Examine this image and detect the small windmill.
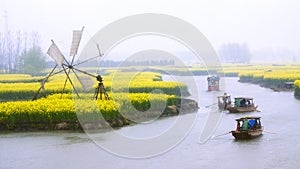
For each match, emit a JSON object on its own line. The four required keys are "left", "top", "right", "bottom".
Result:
{"left": 32, "top": 27, "right": 109, "bottom": 100}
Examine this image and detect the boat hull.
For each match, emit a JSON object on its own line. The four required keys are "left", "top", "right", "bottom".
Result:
{"left": 208, "top": 86, "right": 219, "bottom": 91}
{"left": 270, "top": 87, "right": 294, "bottom": 92}
{"left": 227, "top": 106, "right": 258, "bottom": 113}
{"left": 231, "top": 129, "right": 263, "bottom": 139}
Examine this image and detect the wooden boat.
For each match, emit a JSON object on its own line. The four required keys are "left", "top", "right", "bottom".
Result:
{"left": 231, "top": 117, "right": 263, "bottom": 139}
{"left": 226, "top": 97, "right": 258, "bottom": 113}
{"left": 270, "top": 82, "right": 294, "bottom": 92}
{"left": 207, "top": 76, "right": 220, "bottom": 91}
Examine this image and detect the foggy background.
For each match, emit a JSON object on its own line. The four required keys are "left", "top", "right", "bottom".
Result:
{"left": 0, "top": 0, "right": 300, "bottom": 63}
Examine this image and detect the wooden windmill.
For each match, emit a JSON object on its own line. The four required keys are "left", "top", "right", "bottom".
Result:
{"left": 32, "top": 27, "right": 109, "bottom": 100}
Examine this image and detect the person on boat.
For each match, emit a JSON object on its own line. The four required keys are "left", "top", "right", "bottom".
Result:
{"left": 223, "top": 93, "right": 229, "bottom": 109}
{"left": 235, "top": 98, "right": 241, "bottom": 107}
{"left": 253, "top": 119, "right": 261, "bottom": 129}
{"left": 240, "top": 99, "right": 245, "bottom": 107}
{"left": 241, "top": 119, "right": 249, "bottom": 131}
{"left": 236, "top": 121, "right": 241, "bottom": 131}
{"left": 246, "top": 100, "right": 251, "bottom": 107}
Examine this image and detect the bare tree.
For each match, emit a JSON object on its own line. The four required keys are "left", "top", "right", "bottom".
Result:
{"left": 30, "top": 32, "right": 40, "bottom": 49}
{"left": 6, "top": 31, "right": 14, "bottom": 73}
{"left": 0, "top": 31, "right": 40, "bottom": 73}
{"left": 218, "top": 43, "right": 252, "bottom": 63}
{"left": 0, "top": 33, "right": 6, "bottom": 73}
{"left": 13, "top": 31, "right": 22, "bottom": 73}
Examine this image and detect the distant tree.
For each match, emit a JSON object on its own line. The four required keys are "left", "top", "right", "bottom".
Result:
{"left": 0, "top": 31, "right": 41, "bottom": 73}
{"left": 20, "top": 47, "right": 46, "bottom": 75}
{"left": 292, "top": 56, "right": 298, "bottom": 62}
{"left": 0, "top": 33, "right": 6, "bottom": 73}
{"left": 219, "top": 43, "right": 251, "bottom": 63}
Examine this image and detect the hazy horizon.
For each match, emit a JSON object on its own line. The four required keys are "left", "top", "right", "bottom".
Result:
{"left": 1, "top": 0, "right": 300, "bottom": 63}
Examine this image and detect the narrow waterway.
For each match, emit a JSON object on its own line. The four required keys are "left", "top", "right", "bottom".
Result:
{"left": 1, "top": 76, "right": 299, "bottom": 169}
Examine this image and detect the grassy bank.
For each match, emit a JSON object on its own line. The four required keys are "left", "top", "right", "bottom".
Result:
{"left": 0, "top": 74, "right": 44, "bottom": 83}
{"left": 295, "top": 80, "right": 300, "bottom": 99}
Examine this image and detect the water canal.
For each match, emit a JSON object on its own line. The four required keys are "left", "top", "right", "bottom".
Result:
{"left": 1, "top": 76, "right": 299, "bottom": 169}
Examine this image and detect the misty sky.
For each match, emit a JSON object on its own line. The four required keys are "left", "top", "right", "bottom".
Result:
{"left": 1, "top": 0, "right": 300, "bottom": 62}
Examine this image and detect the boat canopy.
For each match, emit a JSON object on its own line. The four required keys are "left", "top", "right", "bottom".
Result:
{"left": 207, "top": 76, "right": 220, "bottom": 81}
{"left": 217, "top": 95, "right": 231, "bottom": 98}
{"left": 235, "top": 116, "right": 261, "bottom": 121}
{"left": 234, "top": 97, "right": 253, "bottom": 100}
{"left": 283, "top": 82, "right": 294, "bottom": 88}
{"left": 284, "top": 82, "right": 294, "bottom": 85}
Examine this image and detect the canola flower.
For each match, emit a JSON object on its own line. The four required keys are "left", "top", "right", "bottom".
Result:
{"left": 0, "top": 72, "right": 188, "bottom": 101}
{"left": 231, "top": 64, "right": 300, "bottom": 86}
{"left": 0, "top": 93, "right": 177, "bottom": 129}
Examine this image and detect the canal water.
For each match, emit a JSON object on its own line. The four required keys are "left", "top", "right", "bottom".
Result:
{"left": 1, "top": 76, "right": 300, "bottom": 169}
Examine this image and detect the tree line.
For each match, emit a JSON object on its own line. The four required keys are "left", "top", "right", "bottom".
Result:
{"left": 218, "top": 43, "right": 251, "bottom": 63}
{"left": 0, "top": 31, "right": 46, "bottom": 75}
{"left": 74, "top": 59, "right": 175, "bottom": 68}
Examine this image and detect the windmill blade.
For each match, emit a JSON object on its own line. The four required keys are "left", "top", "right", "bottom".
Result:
{"left": 70, "top": 51, "right": 76, "bottom": 65}
{"left": 70, "top": 27, "right": 84, "bottom": 56}
{"left": 70, "top": 68, "right": 94, "bottom": 93}
{"left": 47, "top": 40, "right": 66, "bottom": 66}
{"left": 76, "top": 74, "right": 95, "bottom": 92}
{"left": 70, "top": 66, "right": 98, "bottom": 91}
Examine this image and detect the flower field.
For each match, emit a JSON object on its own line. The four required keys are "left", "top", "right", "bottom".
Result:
{"left": 239, "top": 70, "right": 300, "bottom": 86}
{"left": 221, "top": 64, "right": 300, "bottom": 98}
{"left": 152, "top": 63, "right": 300, "bottom": 98}
{"left": 0, "top": 72, "right": 188, "bottom": 101}
{"left": 0, "top": 93, "right": 178, "bottom": 130}
{"left": 220, "top": 64, "right": 300, "bottom": 88}
{"left": 0, "top": 71, "right": 193, "bottom": 130}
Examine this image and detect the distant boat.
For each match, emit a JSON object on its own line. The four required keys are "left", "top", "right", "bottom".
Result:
{"left": 270, "top": 82, "right": 294, "bottom": 92}
{"left": 207, "top": 76, "right": 220, "bottom": 91}
{"left": 226, "top": 97, "right": 258, "bottom": 113}
{"left": 231, "top": 116, "right": 263, "bottom": 140}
